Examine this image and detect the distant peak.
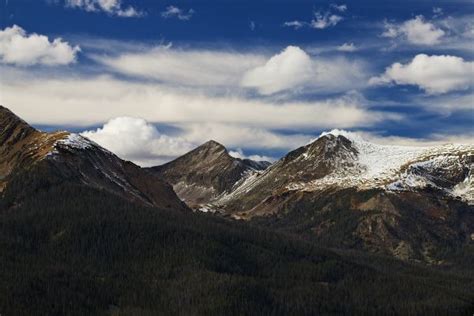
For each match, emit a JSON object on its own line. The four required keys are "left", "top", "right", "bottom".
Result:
{"left": 201, "top": 140, "right": 226, "bottom": 150}
{"left": 318, "top": 129, "right": 366, "bottom": 143}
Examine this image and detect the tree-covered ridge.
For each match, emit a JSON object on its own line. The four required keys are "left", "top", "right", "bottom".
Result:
{"left": 1, "top": 180, "right": 473, "bottom": 315}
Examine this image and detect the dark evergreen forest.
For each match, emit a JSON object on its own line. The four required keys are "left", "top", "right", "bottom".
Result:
{"left": 1, "top": 173, "right": 473, "bottom": 315}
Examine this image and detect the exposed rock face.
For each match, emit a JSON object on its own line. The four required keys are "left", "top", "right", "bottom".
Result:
{"left": 148, "top": 140, "right": 270, "bottom": 208}
{"left": 0, "top": 106, "right": 188, "bottom": 211}
{"left": 165, "top": 130, "right": 474, "bottom": 262}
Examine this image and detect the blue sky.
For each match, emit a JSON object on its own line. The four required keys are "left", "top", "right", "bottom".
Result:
{"left": 0, "top": 0, "right": 473, "bottom": 166}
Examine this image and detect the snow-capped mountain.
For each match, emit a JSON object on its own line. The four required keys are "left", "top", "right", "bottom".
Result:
{"left": 148, "top": 140, "right": 270, "bottom": 208}
{"left": 203, "top": 130, "right": 473, "bottom": 263}
{"left": 218, "top": 130, "right": 473, "bottom": 209}
{"left": 0, "top": 106, "right": 187, "bottom": 211}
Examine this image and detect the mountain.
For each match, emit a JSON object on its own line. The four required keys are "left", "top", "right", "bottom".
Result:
{"left": 1, "top": 107, "right": 474, "bottom": 314}
{"left": 148, "top": 140, "right": 270, "bottom": 208}
{"left": 194, "top": 130, "right": 473, "bottom": 263}
{"left": 0, "top": 106, "right": 187, "bottom": 211}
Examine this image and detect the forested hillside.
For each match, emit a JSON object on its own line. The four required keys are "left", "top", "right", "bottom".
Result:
{"left": 1, "top": 177, "right": 473, "bottom": 315}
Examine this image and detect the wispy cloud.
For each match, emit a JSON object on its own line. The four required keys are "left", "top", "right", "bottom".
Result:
{"left": 161, "top": 5, "right": 194, "bottom": 21}
{"left": 381, "top": 16, "right": 445, "bottom": 45}
{"left": 311, "top": 11, "right": 343, "bottom": 29}
{"left": 284, "top": 5, "right": 345, "bottom": 30}
{"left": 331, "top": 4, "right": 347, "bottom": 12}
{"left": 249, "top": 21, "right": 256, "bottom": 31}
{"left": 64, "top": 0, "right": 144, "bottom": 17}
{"left": 337, "top": 42, "right": 358, "bottom": 52}
{"left": 283, "top": 21, "right": 306, "bottom": 30}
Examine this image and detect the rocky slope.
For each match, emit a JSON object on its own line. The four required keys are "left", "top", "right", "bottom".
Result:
{"left": 194, "top": 130, "right": 474, "bottom": 262}
{"left": 148, "top": 140, "right": 270, "bottom": 208}
{"left": 217, "top": 130, "right": 473, "bottom": 212}
{"left": 0, "top": 106, "right": 187, "bottom": 211}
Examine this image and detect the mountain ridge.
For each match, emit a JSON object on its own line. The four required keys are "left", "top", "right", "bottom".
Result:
{"left": 158, "top": 128, "right": 473, "bottom": 262}
{"left": 0, "top": 106, "right": 188, "bottom": 211}
{"left": 148, "top": 139, "right": 270, "bottom": 208}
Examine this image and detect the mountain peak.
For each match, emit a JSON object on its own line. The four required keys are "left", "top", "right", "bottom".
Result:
{"left": 200, "top": 139, "right": 227, "bottom": 151}
{"left": 318, "top": 129, "right": 367, "bottom": 144}
{"left": 0, "top": 106, "right": 37, "bottom": 143}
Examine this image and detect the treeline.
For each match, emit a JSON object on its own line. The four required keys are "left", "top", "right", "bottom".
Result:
{"left": 0, "top": 177, "right": 473, "bottom": 315}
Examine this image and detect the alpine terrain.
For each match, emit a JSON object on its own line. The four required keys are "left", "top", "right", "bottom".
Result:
{"left": 148, "top": 140, "right": 270, "bottom": 208}
{"left": 1, "top": 106, "right": 474, "bottom": 315}
{"left": 0, "top": 106, "right": 187, "bottom": 211}
{"left": 159, "top": 130, "right": 474, "bottom": 263}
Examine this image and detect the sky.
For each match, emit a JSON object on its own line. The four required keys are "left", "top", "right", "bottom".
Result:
{"left": 0, "top": 0, "right": 473, "bottom": 166}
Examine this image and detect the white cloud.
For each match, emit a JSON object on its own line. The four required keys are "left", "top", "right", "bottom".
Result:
{"left": 241, "top": 46, "right": 368, "bottom": 95}
{"left": 418, "top": 92, "right": 474, "bottom": 112}
{"left": 356, "top": 131, "right": 474, "bottom": 147}
{"left": 283, "top": 21, "right": 306, "bottom": 30}
{"left": 161, "top": 5, "right": 194, "bottom": 21}
{"left": 283, "top": 5, "right": 345, "bottom": 30}
{"left": 93, "top": 45, "right": 266, "bottom": 87}
{"left": 370, "top": 54, "right": 473, "bottom": 95}
{"left": 0, "top": 25, "right": 80, "bottom": 66}
{"left": 180, "top": 122, "right": 312, "bottom": 151}
{"left": 82, "top": 117, "right": 195, "bottom": 167}
{"left": 382, "top": 16, "right": 445, "bottom": 45}
{"left": 0, "top": 69, "right": 392, "bottom": 129}
{"left": 65, "top": 0, "right": 143, "bottom": 17}
{"left": 337, "top": 42, "right": 357, "bottom": 52}
{"left": 311, "top": 11, "right": 343, "bottom": 29}
{"left": 241, "top": 46, "right": 313, "bottom": 95}
{"left": 331, "top": 4, "right": 347, "bottom": 12}
{"left": 228, "top": 148, "right": 275, "bottom": 162}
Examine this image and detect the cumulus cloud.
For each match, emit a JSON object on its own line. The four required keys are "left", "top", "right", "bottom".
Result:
{"left": 82, "top": 117, "right": 195, "bottom": 166}
{"left": 93, "top": 45, "right": 265, "bottom": 87}
{"left": 161, "top": 5, "right": 194, "bottom": 20}
{"left": 65, "top": 0, "right": 143, "bottom": 17}
{"left": 80, "top": 117, "right": 297, "bottom": 166}
{"left": 337, "top": 42, "right": 357, "bottom": 52}
{"left": 311, "top": 11, "right": 343, "bottom": 29}
{"left": 241, "top": 46, "right": 368, "bottom": 95}
{"left": 0, "top": 25, "right": 80, "bottom": 66}
{"left": 370, "top": 54, "right": 473, "bottom": 94}
{"left": 382, "top": 16, "right": 445, "bottom": 45}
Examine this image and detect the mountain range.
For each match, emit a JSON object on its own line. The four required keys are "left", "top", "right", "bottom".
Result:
{"left": 149, "top": 127, "right": 474, "bottom": 263}
{"left": 1, "top": 105, "right": 473, "bottom": 314}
